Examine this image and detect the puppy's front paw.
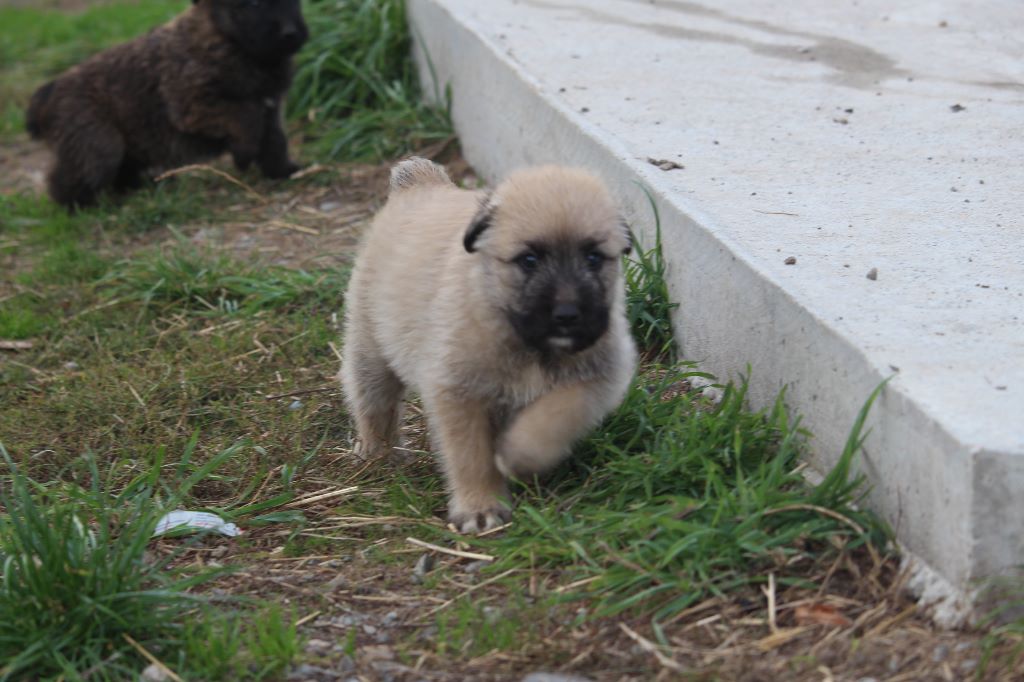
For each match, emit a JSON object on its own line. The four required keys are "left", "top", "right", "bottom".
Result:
{"left": 262, "top": 160, "right": 302, "bottom": 179}
{"left": 448, "top": 504, "right": 511, "bottom": 535}
{"left": 495, "top": 431, "right": 567, "bottom": 480}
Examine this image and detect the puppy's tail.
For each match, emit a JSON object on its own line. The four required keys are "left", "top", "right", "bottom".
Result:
{"left": 389, "top": 157, "right": 453, "bottom": 195}
{"left": 26, "top": 80, "right": 56, "bottom": 139}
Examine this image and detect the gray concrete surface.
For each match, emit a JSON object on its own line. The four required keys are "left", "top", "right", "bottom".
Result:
{"left": 408, "top": 0, "right": 1024, "bottom": 621}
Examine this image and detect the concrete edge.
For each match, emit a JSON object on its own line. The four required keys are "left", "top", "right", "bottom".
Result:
{"left": 407, "top": 0, "right": 1021, "bottom": 619}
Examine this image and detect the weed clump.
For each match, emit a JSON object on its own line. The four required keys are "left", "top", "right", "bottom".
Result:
{"left": 289, "top": 0, "right": 453, "bottom": 160}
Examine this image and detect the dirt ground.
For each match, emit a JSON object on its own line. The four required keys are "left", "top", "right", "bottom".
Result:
{"left": 5, "top": 129, "right": 1022, "bottom": 682}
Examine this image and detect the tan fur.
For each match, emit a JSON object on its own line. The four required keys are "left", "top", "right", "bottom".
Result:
{"left": 340, "top": 158, "right": 637, "bottom": 533}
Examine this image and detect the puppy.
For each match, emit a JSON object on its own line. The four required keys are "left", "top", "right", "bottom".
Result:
{"left": 340, "top": 158, "right": 638, "bottom": 533}
{"left": 26, "top": 0, "right": 307, "bottom": 209}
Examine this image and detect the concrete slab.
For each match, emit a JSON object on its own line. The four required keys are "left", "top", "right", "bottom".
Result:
{"left": 408, "top": 0, "right": 1024, "bottom": 620}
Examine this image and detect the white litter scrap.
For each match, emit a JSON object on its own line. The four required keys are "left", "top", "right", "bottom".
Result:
{"left": 153, "top": 510, "right": 241, "bottom": 537}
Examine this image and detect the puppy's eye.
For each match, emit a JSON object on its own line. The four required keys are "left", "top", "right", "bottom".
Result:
{"left": 515, "top": 252, "right": 540, "bottom": 272}
{"left": 585, "top": 251, "right": 605, "bottom": 269}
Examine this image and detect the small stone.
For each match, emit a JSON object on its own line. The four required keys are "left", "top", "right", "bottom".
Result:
{"left": 287, "top": 663, "right": 343, "bottom": 680}
{"left": 210, "top": 545, "right": 228, "bottom": 558}
{"left": 141, "top": 663, "right": 171, "bottom": 682}
{"left": 382, "top": 610, "right": 399, "bottom": 626}
{"left": 784, "top": 256, "right": 797, "bottom": 265}
{"left": 463, "top": 560, "right": 489, "bottom": 573}
{"left": 63, "top": 361, "right": 80, "bottom": 371}
{"left": 360, "top": 644, "right": 394, "bottom": 661}
{"left": 319, "top": 201, "right": 343, "bottom": 212}
{"left": 932, "top": 644, "right": 949, "bottom": 662}
{"left": 412, "top": 553, "right": 435, "bottom": 583}
{"left": 362, "top": 623, "right": 377, "bottom": 635}
{"left": 522, "top": 674, "right": 595, "bottom": 682}
{"left": 326, "top": 573, "right": 348, "bottom": 591}
{"left": 647, "top": 157, "right": 684, "bottom": 171}
{"left": 950, "top": 103, "right": 965, "bottom": 112}
{"left": 288, "top": 399, "right": 303, "bottom": 411}
{"left": 304, "top": 638, "right": 332, "bottom": 654}
{"left": 959, "top": 659, "right": 978, "bottom": 672}
{"left": 866, "top": 267, "right": 878, "bottom": 281}
{"left": 482, "top": 605, "right": 503, "bottom": 625}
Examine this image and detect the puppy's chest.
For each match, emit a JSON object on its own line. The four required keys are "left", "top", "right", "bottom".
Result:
{"left": 492, "top": 362, "right": 551, "bottom": 410}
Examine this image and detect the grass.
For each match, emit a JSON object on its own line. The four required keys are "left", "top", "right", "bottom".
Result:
{"left": 0, "top": 445, "right": 210, "bottom": 679}
{"left": 0, "top": 175, "right": 900, "bottom": 675}
{"left": 625, "top": 189, "right": 678, "bottom": 360}
{"left": 289, "top": 0, "right": 453, "bottom": 160}
{"left": 0, "top": 447, "right": 306, "bottom": 680}
{"left": 978, "top": 584, "right": 1024, "bottom": 678}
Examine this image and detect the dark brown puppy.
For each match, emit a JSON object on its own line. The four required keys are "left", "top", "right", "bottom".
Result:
{"left": 26, "top": 0, "right": 307, "bottom": 209}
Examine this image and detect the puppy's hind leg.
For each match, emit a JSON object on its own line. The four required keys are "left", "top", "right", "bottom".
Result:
{"left": 340, "top": 334, "right": 405, "bottom": 462}
{"left": 47, "top": 119, "right": 125, "bottom": 209}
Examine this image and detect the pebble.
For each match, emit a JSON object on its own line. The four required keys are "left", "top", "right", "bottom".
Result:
{"left": 463, "top": 560, "right": 489, "bottom": 573}
{"left": 326, "top": 573, "right": 348, "bottom": 591}
{"left": 304, "top": 638, "right": 332, "bottom": 654}
{"left": 932, "top": 644, "right": 949, "bottom": 662}
{"left": 412, "top": 553, "right": 435, "bottom": 583}
{"left": 866, "top": 267, "right": 878, "bottom": 281}
{"left": 784, "top": 256, "right": 797, "bottom": 265}
{"left": 63, "top": 361, "right": 80, "bottom": 371}
{"left": 360, "top": 644, "right": 394, "bottom": 661}
{"left": 319, "top": 201, "right": 343, "bottom": 212}
{"left": 287, "top": 663, "right": 344, "bottom": 680}
{"left": 382, "top": 610, "right": 399, "bottom": 626}
{"left": 140, "top": 663, "right": 171, "bottom": 681}
{"left": 521, "top": 674, "right": 595, "bottom": 682}
{"left": 288, "top": 399, "right": 303, "bottom": 411}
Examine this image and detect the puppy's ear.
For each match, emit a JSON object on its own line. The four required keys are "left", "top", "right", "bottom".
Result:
{"left": 620, "top": 219, "right": 633, "bottom": 256}
{"left": 463, "top": 194, "right": 497, "bottom": 253}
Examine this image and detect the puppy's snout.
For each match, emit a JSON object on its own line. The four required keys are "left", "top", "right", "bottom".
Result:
{"left": 552, "top": 302, "right": 581, "bottom": 325}
{"left": 279, "top": 21, "right": 300, "bottom": 38}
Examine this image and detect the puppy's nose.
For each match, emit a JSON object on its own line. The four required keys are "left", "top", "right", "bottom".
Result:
{"left": 552, "top": 303, "right": 581, "bottom": 325}
{"left": 280, "top": 22, "right": 300, "bottom": 39}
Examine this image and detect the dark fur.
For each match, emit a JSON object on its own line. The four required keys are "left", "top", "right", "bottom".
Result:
{"left": 506, "top": 237, "right": 615, "bottom": 355}
{"left": 465, "top": 203, "right": 629, "bottom": 356}
{"left": 26, "top": 0, "right": 308, "bottom": 209}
